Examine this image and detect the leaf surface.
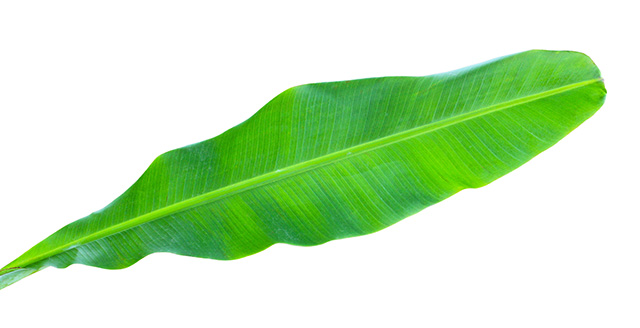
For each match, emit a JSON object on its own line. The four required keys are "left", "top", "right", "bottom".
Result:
{"left": 0, "top": 50, "right": 606, "bottom": 290}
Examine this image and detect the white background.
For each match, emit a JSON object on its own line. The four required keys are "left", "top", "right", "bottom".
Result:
{"left": 0, "top": 1, "right": 638, "bottom": 327}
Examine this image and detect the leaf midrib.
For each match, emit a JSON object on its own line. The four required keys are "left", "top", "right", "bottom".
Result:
{"left": 11, "top": 78, "right": 601, "bottom": 269}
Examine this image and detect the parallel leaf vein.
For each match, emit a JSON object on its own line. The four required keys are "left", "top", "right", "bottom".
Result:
{"left": 14, "top": 78, "right": 601, "bottom": 268}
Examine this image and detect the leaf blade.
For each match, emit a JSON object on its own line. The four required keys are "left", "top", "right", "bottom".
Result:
{"left": 1, "top": 50, "right": 606, "bottom": 290}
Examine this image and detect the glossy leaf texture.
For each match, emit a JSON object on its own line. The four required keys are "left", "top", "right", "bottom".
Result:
{"left": 0, "top": 50, "right": 606, "bottom": 290}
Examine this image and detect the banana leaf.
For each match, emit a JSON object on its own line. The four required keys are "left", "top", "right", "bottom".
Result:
{"left": 0, "top": 50, "right": 606, "bottom": 290}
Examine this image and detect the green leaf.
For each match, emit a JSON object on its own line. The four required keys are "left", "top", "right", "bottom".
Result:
{"left": 0, "top": 50, "right": 606, "bottom": 290}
